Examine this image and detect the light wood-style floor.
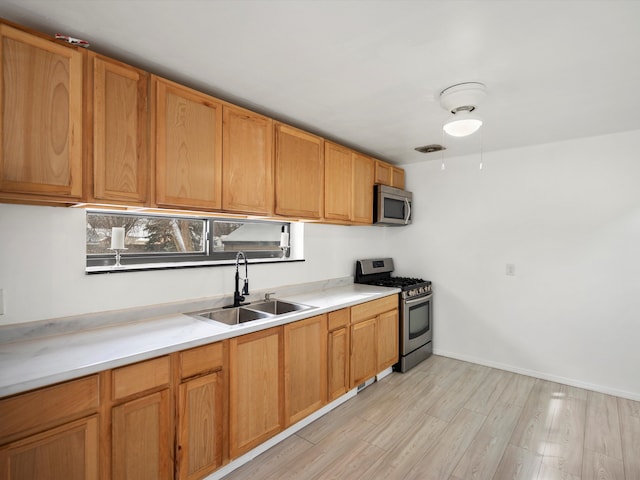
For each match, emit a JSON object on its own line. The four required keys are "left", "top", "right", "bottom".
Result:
{"left": 222, "top": 355, "right": 640, "bottom": 480}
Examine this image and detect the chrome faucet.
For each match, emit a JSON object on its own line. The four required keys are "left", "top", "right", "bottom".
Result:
{"left": 233, "top": 251, "right": 249, "bottom": 307}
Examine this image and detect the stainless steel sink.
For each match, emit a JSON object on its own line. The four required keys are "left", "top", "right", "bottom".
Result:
{"left": 193, "top": 307, "right": 272, "bottom": 326}
{"left": 245, "top": 299, "right": 313, "bottom": 315}
{"left": 189, "top": 299, "right": 315, "bottom": 326}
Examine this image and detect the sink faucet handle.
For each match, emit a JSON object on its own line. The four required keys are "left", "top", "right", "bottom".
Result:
{"left": 264, "top": 292, "right": 276, "bottom": 301}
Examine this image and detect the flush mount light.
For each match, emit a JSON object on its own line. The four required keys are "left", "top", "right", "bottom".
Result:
{"left": 440, "top": 82, "right": 486, "bottom": 137}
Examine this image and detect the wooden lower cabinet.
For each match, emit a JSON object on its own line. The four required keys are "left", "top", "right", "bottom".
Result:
{"left": 229, "top": 327, "right": 284, "bottom": 459}
{"left": 0, "top": 298, "right": 398, "bottom": 480}
{"left": 327, "top": 309, "right": 350, "bottom": 401}
{"left": 111, "top": 356, "right": 172, "bottom": 480}
{"left": 177, "top": 372, "right": 224, "bottom": 480}
{"left": 0, "top": 415, "right": 99, "bottom": 480}
{"left": 349, "top": 317, "right": 378, "bottom": 388}
{"left": 377, "top": 309, "right": 399, "bottom": 371}
{"left": 284, "top": 314, "right": 327, "bottom": 426}
{"left": 349, "top": 295, "right": 399, "bottom": 388}
{"left": 112, "top": 389, "right": 172, "bottom": 480}
{"left": 176, "top": 341, "right": 226, "bottom": 480}
{"left": 0, "top": 374, "right": 100, "bottom": 480}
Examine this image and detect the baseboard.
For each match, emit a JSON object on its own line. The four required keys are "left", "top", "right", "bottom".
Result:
{"left": 434, "top": 348, "right": 640, "bottom": 402}
{"left": 205, "top": 388, "right": 358, "bottom": 480}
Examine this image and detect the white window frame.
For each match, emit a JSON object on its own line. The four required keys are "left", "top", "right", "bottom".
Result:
{"left": 86, "top": 210, "right": 301, "bottom": 273}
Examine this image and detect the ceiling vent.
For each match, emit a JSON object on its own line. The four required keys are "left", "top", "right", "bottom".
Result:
{"left": 414, "top": 144, "right": 446, "bottom": 154}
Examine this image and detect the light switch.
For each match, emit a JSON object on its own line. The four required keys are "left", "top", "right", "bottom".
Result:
{"left": 506, "top": 264, "right": 516, "bottom": 276}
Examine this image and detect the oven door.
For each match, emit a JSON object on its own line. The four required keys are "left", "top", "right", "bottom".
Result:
{"left": 402, "top": 294, "right": 432, "bottom": 355}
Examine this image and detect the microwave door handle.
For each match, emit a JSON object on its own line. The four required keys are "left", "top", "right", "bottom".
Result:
{"left": 404, "top": 198, "right": 411, "bottom": 224}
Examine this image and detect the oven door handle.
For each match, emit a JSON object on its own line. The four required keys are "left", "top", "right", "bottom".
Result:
{"left": 404, "top": 294, "right": 432, "bottom": 306}
{"left": 404, "top": 198, "right": 411, "bottom": 224}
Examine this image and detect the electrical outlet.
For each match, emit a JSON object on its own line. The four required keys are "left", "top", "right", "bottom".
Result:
{"left": 0, "top": 289, "right": 4, "bottom": 315}
{"left": 506, "top": 264, "right": 516, "bottom": 276}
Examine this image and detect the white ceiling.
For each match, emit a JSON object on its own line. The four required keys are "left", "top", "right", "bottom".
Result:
{"left": 2, "top": 0, "right": 639, "bottom": 165}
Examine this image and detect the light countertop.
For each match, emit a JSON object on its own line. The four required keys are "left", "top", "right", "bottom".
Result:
{"left": 0, "top": 282, "right": 399, "bottom": 398}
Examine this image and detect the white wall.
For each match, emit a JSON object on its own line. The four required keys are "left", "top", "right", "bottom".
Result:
{"left": 0, "top": 205, "right": 389, "bottom": 325}
{"left": 2, "top": 130, "right": 639, "bottom": 399}
{"left": 392, "top": 129, "right": 640, "bottom": 399}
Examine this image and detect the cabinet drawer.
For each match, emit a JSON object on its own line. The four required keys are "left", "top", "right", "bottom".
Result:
{"left": 0, "top": 375, "right": 100, "bottom": 444}
{"left": 180, "top": 342, "right": 224, "bottom": 380}
{"left": 328, "top": 308, "right": 350, "bottom": 331}
{"left": 351, "top": 295, "right": 398, "bottom": 324}
{"left": 113, "top": 356, "right": 170, "bottom": 401}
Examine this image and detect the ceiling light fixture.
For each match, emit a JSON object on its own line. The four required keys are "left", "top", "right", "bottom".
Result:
{"left": 440, "top": 82, "right": 486, "bottom": 137}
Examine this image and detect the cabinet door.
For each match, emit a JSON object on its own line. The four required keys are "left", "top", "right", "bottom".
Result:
{"left": 274, "top": 123, "right": 323, "bottom": 219}
{"left": 0, "top": 416, "right": 98, "bottom": 480}
{"left": 177, "top": 371, "right": 224, "bottom": 480}
{"left": 324, "top": 142, "right": 351, "bottom": 222}
{"left": 391, "top": 166, "right": 405, "bottom": 189}
{"left": 351, "top": 153, "right": 374, "bottom": 224}
{"left": 153, "top": 76, "right": 222, "bottom": 210}
{"left": 229, "top": 327, "right": 284, "bottom": 459}
{"left": 284, "top": 314, "right": 327, "bottom": 426}
{"left": 377, "top": 309, "right": 399, "bottom": 371}
{"left": 350, "top": 317, "right": 377, "bottom": 388}
{"left": 88, "top": 53, "right": 148, "bottom": 204}
{"left": 222, "top": 105, "right": 273, "bottom": 214}
{"left": 112, "top": 390, "right": 172, "bottom": 480}
{"left": 374, "top": 160, "right": 392, "bottom": 186}
{"left": 0, "top": 24, "right": 83, "bottom": 202}
{"left": 328, "top": 326, "right": 350, "bottom": 401}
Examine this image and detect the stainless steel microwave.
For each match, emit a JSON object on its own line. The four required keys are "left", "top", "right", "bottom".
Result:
{"left": 373, "top": 184, "right": 412, "bottom": 226}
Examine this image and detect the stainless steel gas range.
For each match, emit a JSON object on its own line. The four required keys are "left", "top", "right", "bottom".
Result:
{"left": 355, "top": 258, "right": 433, "bottom": 372}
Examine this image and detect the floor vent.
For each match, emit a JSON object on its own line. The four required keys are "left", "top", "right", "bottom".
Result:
{"left": 357, "top": 377, "right": 376, "bottom": 392}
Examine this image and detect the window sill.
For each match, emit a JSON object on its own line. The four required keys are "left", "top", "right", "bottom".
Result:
{"left": 86, "top": 257, "right": 305, "bottom": 274}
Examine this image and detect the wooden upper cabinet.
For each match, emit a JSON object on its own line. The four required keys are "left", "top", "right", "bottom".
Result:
{"left": 324, "top": 142, "right": 352, "bottom": 222}
{"left": 0, "top": 23, "right": 83, "bottom": 202}
{"left": 222, "top": 105, "right": 273, "bottom": 214}
{"left": 351, "top": 153, "right": 374, "bottom": 224}
{"left": 274, "top": 123, "right": 324, "bottom": 219}
{"left": 152, "top": 75, "right": 222, "bottom": 210}
{"left": 391, "top": 166, "right": 405, "bottom": 190}
{"left": 86, "top": 53, "right": 148, "bottom": 205}
{"left": 374, "top": 160, "right": 391, "bottom": 186}
{"left": 374, "top": 160, "right": 405, "bottom": 189}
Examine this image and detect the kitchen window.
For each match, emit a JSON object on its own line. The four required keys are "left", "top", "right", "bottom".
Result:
{"left": 86, "top": 211, "right": 297, "bottom": 273}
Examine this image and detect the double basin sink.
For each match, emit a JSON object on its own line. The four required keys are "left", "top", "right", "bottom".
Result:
{"left": 190, "top": 299, "right": 316, "bottom": 326}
